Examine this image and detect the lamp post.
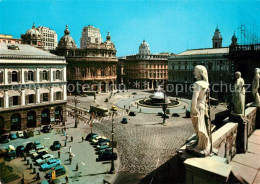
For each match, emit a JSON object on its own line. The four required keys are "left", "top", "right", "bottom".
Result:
{"left": 110, "top": 110, "right": 116, "bottom": 174}
{"left": 74, "top": 94, "right": 78, "bottom": 128}
{"left": 162, "top": 87, "right": 167, "bottom": 124}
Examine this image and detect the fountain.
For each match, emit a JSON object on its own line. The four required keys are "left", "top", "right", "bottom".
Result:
{"left": 138, "top": 86, "right": 179, "bottom": 107}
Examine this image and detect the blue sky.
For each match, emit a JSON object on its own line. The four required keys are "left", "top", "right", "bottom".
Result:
{"left": 0, "top": 0, "right": 260, "bottom": 56}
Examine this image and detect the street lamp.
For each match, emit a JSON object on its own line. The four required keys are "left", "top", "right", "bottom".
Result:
{"left": 162, "top": 87, "right": 167, "bottom": 124}
{"left": 74, "top": 94, "right": 78, "bottom": 128}
{"left": 110, "top": 109, "right": 116, "bottom": 174}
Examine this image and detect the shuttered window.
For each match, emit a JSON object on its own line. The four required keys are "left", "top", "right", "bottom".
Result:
{"left": 28, "top": 71, "right": 34, "bottom": 81}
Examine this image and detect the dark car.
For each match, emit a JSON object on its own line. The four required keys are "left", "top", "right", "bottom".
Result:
{"left": 172, "top": 113, "right": 180, "bottom": 117}
{"left": 0, "top": 134, "right": 10, "bottom": 143}
{"left": 16, "top": 145, "right": 25, "bottom": 157}
{"left": 129, "top": 112, "right": 136, "bottom": 116}
{"left": 45, "top": 165, "right": 66, "bottom": 179}
{"left": 33, "top": 151, "right": 48, "bottom": 160}
{"left": 96, "top": 152, "right": 117, "bottom": 161}
{"left": 85, "top": 133, "right": 97, "bottom": 141}
{"left": 132, "top": 92, "right": 137, "bottom": 95}
{"left": 97, "top": 147, "right": 112, "bottom": 154}
{"left": 121, "top": 117, "right": 128, "bottom": 124}
{"left": 25, "top": 142, "right": 35, "bottom": 152}
{"left": 52, "top": 141, "right": 61, "bottom": 150}
{"left": 157, "top": 112, "right": 163, "bottom": 116}
{"left": 42, "top": 126, "right": 51, "bottom": 133}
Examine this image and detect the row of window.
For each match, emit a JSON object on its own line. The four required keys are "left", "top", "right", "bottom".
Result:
{"left": 0, "top": 92, "right": 63, "bottom": 108}
{"left": 0, "top": 70, "right": 63, "bottom": 83}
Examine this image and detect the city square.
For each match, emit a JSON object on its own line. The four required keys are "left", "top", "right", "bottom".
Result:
{"left": 1, "top": 0, "right": 260, "bottom": 184}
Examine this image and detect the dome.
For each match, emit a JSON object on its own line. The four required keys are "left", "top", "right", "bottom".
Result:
{"left": 212, "top": 26, "right": 222, "bottom": 40}
{"left": 24, "top": 23, "right": 41, "bottom": 39}
{"left": 58, "top": 25, "right": 77, "bottom": 49}
{"left": 139, "top": 40, "right": 150, "bottom": 55}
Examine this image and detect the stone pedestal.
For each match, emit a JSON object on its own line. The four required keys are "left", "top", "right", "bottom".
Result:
{"left": 229, "top": 114, "right": 248, "bottom": 153}
{"left": 184, "top": 156, "right": 232, "bottom": 184}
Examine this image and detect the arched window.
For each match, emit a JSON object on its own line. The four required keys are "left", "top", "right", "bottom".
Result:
{"left": 12, "top": 71, "right": 18, "bottom": 82}
{"left": 56, "top": 70, "right": 61, "bottom": 80}
{"left": 43, "top": 70, "right": 48, "bottom": 80}
{"left": 0, "top": 70, "right": 3, "bottom": 83}
{"left": 28, "top": 71, "right": 34, "bottom": 81}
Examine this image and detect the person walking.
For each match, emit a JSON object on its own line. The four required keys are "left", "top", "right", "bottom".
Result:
{"left": 65, "top": 175, "right": 69, "bottom": 183}
{"left": 69, "top": 154, "right": 72, "bottom": 165}
{"left": 76, "top": 163, "right": 79, "bottom": 171}
{"left": 69, "top": 146, "right": 71, "bottom": 154}
{"left": 64, "top": 140, "right": 67, "bottom": 147}
{"left": 71, "top": 136, "right": 73, "bottom": 142}
{"left": 82, "top": 136, "right": 84, "bottom": 142}
{"left": 58, "top": 151, "right": 61, "bottom": 158}
{"left": 66, "top": 134, "right": 68, "bottom": 140}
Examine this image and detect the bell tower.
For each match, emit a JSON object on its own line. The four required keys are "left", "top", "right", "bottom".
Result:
{"left": 212, "top": 26, "right": 223, "bottom": 48}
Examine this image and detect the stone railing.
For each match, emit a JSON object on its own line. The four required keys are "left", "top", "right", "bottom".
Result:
{"left": 245, "top": 107, "right": 257, "bottom": 137}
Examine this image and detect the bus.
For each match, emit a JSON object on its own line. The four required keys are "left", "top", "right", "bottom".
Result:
{"left": 90, "top": 105, "right": 109, "bottom": 117}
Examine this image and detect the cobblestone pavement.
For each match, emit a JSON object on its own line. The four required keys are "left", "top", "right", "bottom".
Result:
{"left": 68, "top": 90, "right": 227, "bottom": 176}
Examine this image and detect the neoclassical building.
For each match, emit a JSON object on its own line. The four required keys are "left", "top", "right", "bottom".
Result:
{"left": 52, "top": 25, "right": 117, "bottom": 93}
{"left": 0, "top": 43, "right": 67, "bottom": 132}
{"left": 168, "top": 27, "right": 234, "bottom": 100}
{"left": 124, "top": 41, "right": 170, "bottom": 89}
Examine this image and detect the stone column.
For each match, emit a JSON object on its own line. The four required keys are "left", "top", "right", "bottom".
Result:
{"left": 4, "top": 69, "right": 8, "bottom": 85}
{"left": 50, "top": 68, "right": 53, "bottom": 82}
{"left": 151, "top": 80, "right": 154, "bottom": 89}
{"left": 36, "top": 68, "right": 40, "bottom": 83}
{"left": 105, "top": 82, "right": 108, "bottom": 93}
{"left": 4, "top": 90, "right": 9, "bottom": 108}
{"left": 63, "top": 67, "right": 67, "bottom": 81}
{"left": 21, "top": 89, "right": 25, "bottom": 105}
{"left": 63, "top": 84, "right": 67, "bottom": 101}
{"left": 98, "top": 82, "right": 101, "bottom": 93}
{"left": 36, "top": 87, "right": 40, "bottom": 103}
{"left": 147, "top": 81, "right": 150, "bottom": 89}
{"left": 21, "top": 69, "right": 25, "bottom": 84}
{"left": 50, "top": 87, "right": 54, "bottom": 102}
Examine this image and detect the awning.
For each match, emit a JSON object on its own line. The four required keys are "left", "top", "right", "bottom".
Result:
{"left": 8, "top": 90, "right": 21, "bottom": 96}
{"left": 53, "top": 87, "right": 62, "bottom": 92}
{"left": 25, "top": 89, "right": 36, "bottom": 95}
{"left": 40, "top": 88, "right": 49, "bottom": 93}
{"left": 0, "top": 92, "right": 3, "bottom": 98}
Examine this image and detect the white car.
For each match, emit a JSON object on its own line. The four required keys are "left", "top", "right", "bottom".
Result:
{"left": 17, "top": 131, "right": 24, "bottom": 138}
{"left": 36, "top": 154, "right": 55, "bottom": 165}
{"left": 31, "top": 148, "right": 48, "bottom": 159}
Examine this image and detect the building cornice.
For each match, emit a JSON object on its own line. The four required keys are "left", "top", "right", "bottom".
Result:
{"left": 0, "top": 55, "right": 65, "bottom": 60}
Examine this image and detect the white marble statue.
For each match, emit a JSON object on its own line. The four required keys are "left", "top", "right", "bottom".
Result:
{"left": 232, "top": 71, "right": 245, "bottom": 115}
{"left": 186, "top": 65, "right": 211, "bottom": 157}
{"left": 252, "top": 68, "right": 260, "bottom": 107}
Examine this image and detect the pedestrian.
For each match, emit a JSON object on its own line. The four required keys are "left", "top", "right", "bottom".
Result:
{"left": 69, "top": 156, "right": 72, "bottom": 165}
{"left": 82, "top": 136, "right": 84, "bottom": 142}
{"left": 66, "top": 134, "right": 68, "bottom": 140}
{"left": 124, "top": 105, "right": 126, "bottom": 109}
{"left": 69, "top": 146, "right": 71, "bottom": 153}
{"left": 76, "top": 163, "right": 79, "bottom": 171}
{"left": 58, "top": 151, "right": 61, "bottom": 158}
{"left": 65, "top": 175, "right": 69, "bottom": 183}
{"left": 64, "top": 140, "right": 67, "bottom": 147}
{"left": 71, "top": 136, "right": 73, "bottom": 142}
{"left": 140, "top": 108, "right": 141, "bottom": 112}
{"left": 64, "top": 131, "right": 66, "bottom": 136}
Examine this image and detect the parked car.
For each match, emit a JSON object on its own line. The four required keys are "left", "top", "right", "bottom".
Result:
{"left": 97, "top": 147, "right": 112, "bottom": 154}
{"left": 9, "top": 133, "right": 17, "bottom": 140}
{"left": 96, "top": 144, "right": 109, "bottom": 151}
{"left": 186, "top": 110, "right": 191, "bottom": 118}
{"left": 45, "top": 165, "right": 66, "bottom": 179}
{"left": 0, "top": 134, "right": 10, "bottom": 143}
{"left": 96, "top": 152, "right": 117, "bottom": 161}
{"left": 104, "top": 98, "right": 109, "bottom": 102}
{"left": 42, "top": 125, "right": 51, "bottom": 133}
{"left": 16, "top": 145, "right": 25, "bottom": 157}
{"left": 85, "top": 133, "right": 97, "bottom": 141}
{"left": 38, "top": 180, "right": 49, "bottom": 184}
{"left": 172, "top": 113, "right": 180, "bottom": 117}
{"left": 36, "top": 154, "right": 55, "bottom": 165}
{"left": 40, "top": 159, "right": 61, "bottom": 171}
{"left": 157, "top": 112, "right": 163, "bottom": 116}
{"left": 17, "top": 131, "right": 24, "bottom": 138}
{"left": 111, "top": 105, "right": 118, "bottom": 111}
{"left": 96, "top": 142, "right": 109, "bottom": 148}
{"left": 25, "top": 142, "right": 35, "bottom": 153}
{"left": 94, "top": 138, "right": 110, "bottom": 145}
{"left": 90, "top": 136, "right": 102, "bottom": 143}
{"left": 32, "top": 149, "right": 48, "bottom": 160}
{"left": 52, "top": 141, "right": 61, "bottom": 150}
{"left": 132, "top": 92, "right": 137, "bottom": 95}
{"left": 129, "top": 111, "right": 136, "bottom": 116}
{"left": 121, "top": 117, "right": 128, "bottom": 124}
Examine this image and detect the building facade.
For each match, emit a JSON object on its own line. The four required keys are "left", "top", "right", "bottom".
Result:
{"left": 0, "top": 43, "right": 67, "bottom": 132}
{"left": 124, "top": 41, "right": 170, "bottom": 89}
{"left": 117, "top": 56, "right": 126, "bottom": 85}
{"left": 168, "top": 27, "right": 233, "bottom": 100}
{"left": 52, "top": 25, "right": 117, "bottom": 93}
{"left": 0, "top": 34, "right": 22, "bottom": 44}
{"left": 80, "top": 25, "right": 102, "bottom": 48}
{"left": 21, "top": 23, "right": 58, "bottom": 50}
{"left": 38, "top": 26, "right": 58, "bottom": 50}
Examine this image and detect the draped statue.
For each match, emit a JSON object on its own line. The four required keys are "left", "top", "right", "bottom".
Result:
{"left": 232, "top": 71, "right": 245, "bottom": 115}
{"left": 186, "top": 65, "right": 211, "bottom": 157}
{"left": 252, "top": 68, "right": 260, "bottom": 107}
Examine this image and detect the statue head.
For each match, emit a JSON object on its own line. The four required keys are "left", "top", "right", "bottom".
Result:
{"left": 255, "top": 68, "right": 260, "bottom": 74}
{"left": 194, "top": 65, "right": 209, "bottom": 84}
{"left": 235, "top": 71, "right": 241, "bottom": 79}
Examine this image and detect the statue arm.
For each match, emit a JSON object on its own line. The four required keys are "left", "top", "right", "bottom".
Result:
{"left": 191, "top": 83, "right": 200, "bottom": 116}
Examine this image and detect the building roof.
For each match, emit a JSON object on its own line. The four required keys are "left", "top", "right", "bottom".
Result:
{"left": 0, "top": 43, "right": 64, "bottom": 59}
{"left": 178, "top": 47, "right": 229, "bottom": 56}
